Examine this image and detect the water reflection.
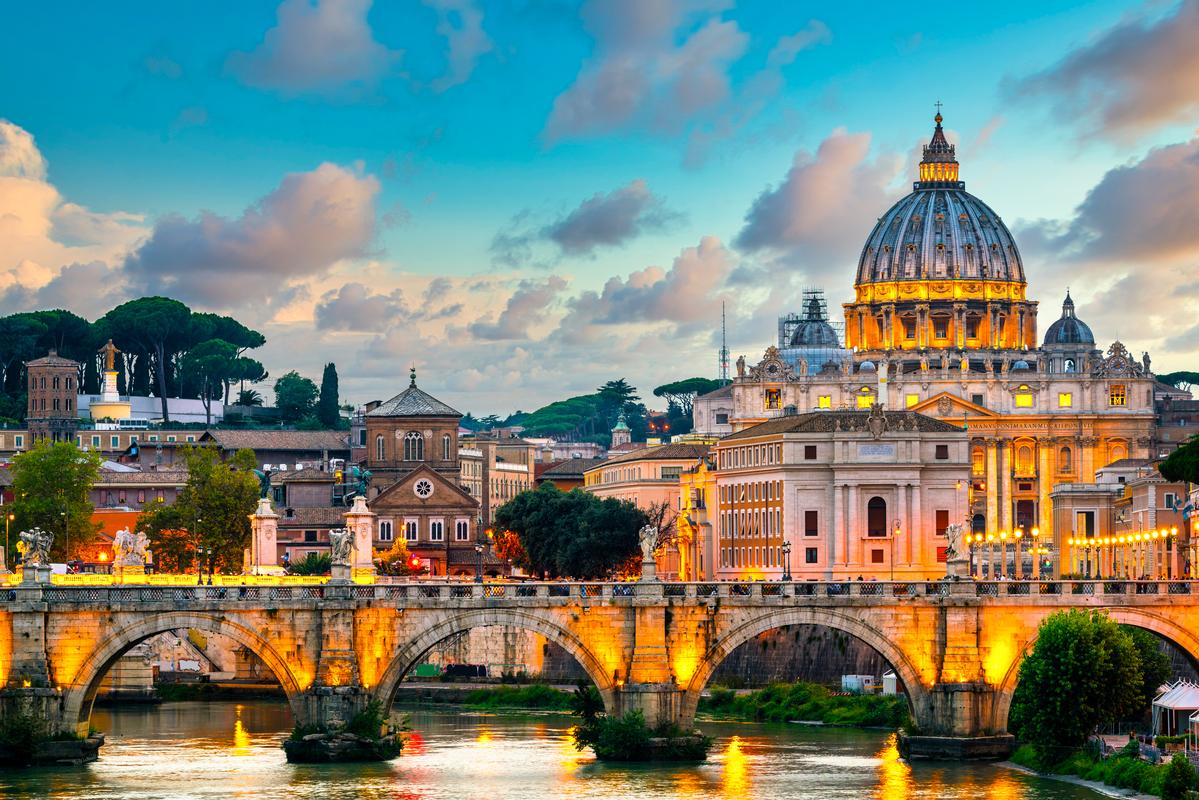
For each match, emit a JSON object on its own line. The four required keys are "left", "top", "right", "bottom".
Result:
{"left": 0, "top": 702, "right": 1107, "bottom": 800}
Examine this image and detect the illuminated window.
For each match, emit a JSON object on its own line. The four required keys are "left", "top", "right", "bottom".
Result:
{"left": 1058, "top": 392, "right": 1073, "bottom": 408}
{"left": 905, "top": 393, "right": 919, "bottom": 408}
{"left": 817, "top": 395, "right": 831, "bottom": 409}
{"left": 764, "top": 389, "right": 781, "bottom": 410}
{"left": 1109, "top": 384, "right": 1126, "bottom": 407}
{"left": 856, "top": 392, "right": 874, "bottom": 409}
{"left": 1014, "top": 387, "right": 1033, "bottom": 408}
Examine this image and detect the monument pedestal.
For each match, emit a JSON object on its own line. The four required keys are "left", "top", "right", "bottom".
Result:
{"left": 330, "top": 563, "right": 351, "bottom": 583}
{"left": 343, "top": 495, "right": 377, "bottom": 578}
{"left": 248, "top": 498, "right": 286, "bottom": 575}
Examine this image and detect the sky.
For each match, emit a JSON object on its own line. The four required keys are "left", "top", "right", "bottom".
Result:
{"left": 1, "top": 0, "right": 1198, "bottom": 416}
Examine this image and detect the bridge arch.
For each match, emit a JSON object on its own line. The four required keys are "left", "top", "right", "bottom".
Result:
{"left": 991, "top": 606, "right": 1199, "bottom": 732}
{"left": 372, "top": 608, "right": 618, "bottom": 713}
{"left": 681, "top": 607, "right": 931, "bottom": 725}
{"left": 60, "top": 612, "right": 305, "bottom": 736}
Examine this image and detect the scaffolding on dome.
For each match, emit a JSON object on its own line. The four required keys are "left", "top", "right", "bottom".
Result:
{"left": 778, "top": 288, "right": 850, "bottom": 372}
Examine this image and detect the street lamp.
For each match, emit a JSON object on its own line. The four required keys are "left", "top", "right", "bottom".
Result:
{"left": 474, "top": 543, "right": 484, "bottom": 584}
{"left": 781, "top": 540, "right": 792, "bottom": 582}
{"left": 4, "top": 512, "right": 13, "bottom": 568}
{"left": 60, "top": 509, "right": 68, "bottom": 567}
{"left": 205, "top": 548, "right": 215, "bottom": 586}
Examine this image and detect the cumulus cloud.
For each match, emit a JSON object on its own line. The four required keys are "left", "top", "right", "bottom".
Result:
{"left": 0, "top": 121, "right": 47, "bottom": 179}
{"left": 1008, "top": 1, "right": 1199, "bottom": 140}
{"left": 123, "top": 162, "right": 379, "bottom": 308}
{"left": 315, "top": 283, "right": 408, "bottom": 331}
{"left": 469, "top": 276, "right": 567, "bottom": 340}
{"left": 226, "top": 0, "right": 401, "bottom": 97}
{"left": 543, "top": 0, "right": 748, "bottom": 141}
{"left": 545, "top": 179, "right": 681, "bottom": 255}
{"left": 734, "top": 128, "right": 904, "bottom": 275}
{"left": 424, "top": 0, "right": 493, "bottom": 92}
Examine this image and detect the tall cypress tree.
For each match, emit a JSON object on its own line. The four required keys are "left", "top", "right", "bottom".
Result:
{"left": 318, "top": 362, "right": 340, "bottom": 428}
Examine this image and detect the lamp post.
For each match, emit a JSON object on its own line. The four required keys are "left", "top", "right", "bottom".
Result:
{"left": 205, "top": 548, "right": 214, "bottom": 586}
{"left": 1030, "top": 527, "right": 1041, "bottom": 579}
{"left": 1013, "top": 528, "right": 1024, "bottom": 578}
{"left": 474, "top": 543, "right": 484, "bottom": 584}
{"left": 60, "top": 509, "right": 68, "bottom": 567}
{"left": 890, "top": 520, "right": 901, "bottom": 581}
{"left": 781, "top": 540, "right": 792, "bottom": 582}
{"left": 4, "top": 512, "right": 12, "bottom": 567}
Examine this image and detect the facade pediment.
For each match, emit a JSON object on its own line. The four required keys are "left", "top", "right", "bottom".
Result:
{"left": 909, "top": 391, "right": 999, "bottom": 418}
{"left": 370, "top": 463, "right": 478, "bottom": 511}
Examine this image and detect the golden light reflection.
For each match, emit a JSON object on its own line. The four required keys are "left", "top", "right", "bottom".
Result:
{"left": 721, "top": 735, "right": 749, "bottom": 798}
{"left": 475, "top": 728, "right": 493, "bottom": 745}
{"left": 232, "top": 704, "right": 251, "bottom": 756}
{"left": 982, "top": 634, "right": 1017, "bottom": 686}
{"left": 672, "top": 644, "right": 699, "bottom": 687}
{"left": 985, "top": 770, "right": 1022, "bottom": 800}
{"left": 875, "top": 733, "right": 912, "bottom": 800}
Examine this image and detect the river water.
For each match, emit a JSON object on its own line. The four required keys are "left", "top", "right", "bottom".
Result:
{"left": 0, "top": 701, "right": 1104, "bottom": 799}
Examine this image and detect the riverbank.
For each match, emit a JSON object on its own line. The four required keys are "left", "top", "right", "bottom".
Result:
{"left": 697, "top": 682, "right": 911, "bottom": 728}
{"left": 1001, "top": 759, "right": 1158, "bottom": 800}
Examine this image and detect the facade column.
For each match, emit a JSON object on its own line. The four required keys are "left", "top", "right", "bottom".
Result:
{"left": 985, "top": 440, "right": 998, "bottom": 536}
{"left": 848, "top": 484, "right": 861, "bottom": 568}
{"left": 1038, "top": 440, "right": 1053, "bottom": 541}
{"left": 910, "top": 482, "right": 923, "bottom": 570}
{"left": 827, "top": 481, "right": 838, "bottom": 579}
{"left": 998, "top": 440, "right": 1013, "bottom": 533}
{"left": 953, "top": 303, "right": 966, "bottom": 349}
{"left": 1080, "top": 436, "right": 1097, "bottom": 482}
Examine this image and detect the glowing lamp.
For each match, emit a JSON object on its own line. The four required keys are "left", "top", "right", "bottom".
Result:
{"left": 986, "top": 534, "right": 994, "bottom": 543}
{"left": 408, "top": 554, "right": 421, "bottom": 569}
{"left": 98, "top": 551, "right": 108, "bottom": 562}
{"left": 1171, "top": 527, "right": 1179, "bottom": 536}
{"left": 1031, "top": 527, "right": 1040, "bottom": 538}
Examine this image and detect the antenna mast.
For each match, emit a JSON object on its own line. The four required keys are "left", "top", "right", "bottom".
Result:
{"left": 719, "top": 301, "right": 730, "bottom": 384}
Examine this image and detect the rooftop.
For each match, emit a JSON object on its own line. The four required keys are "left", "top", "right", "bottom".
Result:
{"left": 720, "top": 410, "right": 962, "bottom": 442}
{"left": 367, "top": 370, "right": 460, "bottom": 418}
{"left": 538, "top": 457, "right": 605, "bottom": 479}
{"left": 598, "top": 442, "right": 712, "bottom": 467}
{"left": 201, "top": 430, "right": 350, "bottom": 453}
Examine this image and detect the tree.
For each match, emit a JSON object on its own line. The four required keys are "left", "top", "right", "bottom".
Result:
{"left": 236, "top": 389, "right": 264, "bottom": 407}
{"left": 101, "top": 297, "right": 191, "bottom": 422}
{"left": 318, "top": 363, "right": 340, "bottom": 428}
{"left": 182, "top": 339, "right": 237, "bottom": 426}
{"left": 137, "top": 445, "right": 259, "bottom": 572}
{"left": 1158, "top": 371, "right": 1199, "bottom": 393}
{"left": 1162, "top": 753, "right": 1198, "bottom": 800}
{"left": 274, "top": 371, "right": 319, "bottom": 424}
{"left": 9, "top": 441, "right": 102, "bottom": 562}
{"left": 1009, "top": 610, "right": 1143, "bottom": 762}
{"left": 1158, "top": 434, "right": 1199, "bottom": 484}
{"left": 653, "top": 378, "right": 723, "bottom": 418}
{"left": 0, "top": 315, "right": 46, "bottom": 400}
{"left": 1123, "top": 626, "right": 1172, "bottom": 717}
{"left": 374, "top": 540, "right": 423, "bottom": 576}
{"left": 493, "top": 483, "right": 645, "bottom": 579}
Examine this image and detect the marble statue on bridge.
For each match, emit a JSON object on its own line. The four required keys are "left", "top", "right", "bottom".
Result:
{"left": 112, "top": 527, "right": 150, "bottom": 567}
{"left": 329, "top": 528, "right": 353, "bottom": 567}
{"left": 18, "top": 527, "right": 52, "bottom": 567}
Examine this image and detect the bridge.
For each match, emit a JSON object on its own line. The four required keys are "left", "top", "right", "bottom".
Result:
{"left": 1, "top": 578, "right": 1197, "bottom": 754}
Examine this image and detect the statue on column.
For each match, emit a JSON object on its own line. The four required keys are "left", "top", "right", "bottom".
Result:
{"left": 99, "top": 338, "right": 121, "bottom": 371}
{"left": 736, "top": 355, "right": 746, "bottom": 378}
{"left": 1141, "top": 352, "right": 1151, "bottom": 375}
{"left": 638, "top": 524, "right": 658, "bottom": 563}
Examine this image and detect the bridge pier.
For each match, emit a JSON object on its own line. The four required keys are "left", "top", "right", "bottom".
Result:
{"left": 613, "top": 683, "right": 688, "bottom": 729}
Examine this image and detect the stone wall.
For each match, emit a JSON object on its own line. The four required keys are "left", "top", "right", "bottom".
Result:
{"left": 708, "top": 624, "right": 889, "bottom": 688}
{"left": 417, "top": 625, "right": 587, "bottom": 682}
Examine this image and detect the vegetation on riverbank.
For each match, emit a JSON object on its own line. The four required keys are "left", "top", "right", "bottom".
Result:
{"left": 0, "top": 711, "right": 96, "bottom": 766}
{"left": 284, "top": 700, "right": 404, "bottom": 763}
{"left": 154, "top": 683, "right": 284, "bottom": 701}
{"left": 1011, "top": 742, "right": 1199, "bottom": 799}
{"left": 698, "top": 682, "right": 911, "bottom": 728}
{"left": 569, "top": 684, "right": 712, "bottom": 762}
{"left": 463, "top": 684, "right": 575, "bottom": 711}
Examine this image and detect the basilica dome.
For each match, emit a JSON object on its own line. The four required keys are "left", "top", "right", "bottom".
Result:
{"left": 855, "top": 114, "right": 1024, "bottom": 286}
{"left": 1043, "top": 291, "right": 1095, "bottom": 346}
{"left": 789, "top": 294, "right": 839, "bottom": 347}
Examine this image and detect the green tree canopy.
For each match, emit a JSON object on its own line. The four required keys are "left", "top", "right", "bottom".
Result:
{"left": 1158, "top": 371, "right": 1199, "bottom": 393}
{"left": 1009, "top": 610, "right": 1144, "bottom": 761}
{"left": 1123, "top": 626, "right": 1172, "bottom": 717}
{"left": 493, "top": 483, "right": 646, "bottom": 579}
{"left": 1158, "top": 434, "right": 1199, "bottom": 483}
{"left": 274, "top": 371, "right": 319, "bottom": 424}
{"left": 653, "top": 377, "right": 722, "bottom": 417}
{"left": 9, "top": 441, "right": 102, "bottom": 561}
{"left": 100, "top": 297, "right": 191, "bottom": 422}
{"left": 181, "top": 339, "right": 238, "bottom": 426}
{"left": 318, "top": 363, "right": 340, "bottom": 428}
{"left": 137, "top": 445, "right": 259, "bottom": 572}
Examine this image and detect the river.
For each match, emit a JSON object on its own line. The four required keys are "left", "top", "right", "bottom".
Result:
{"left": 0, "top": 701, "right": 1105, "bottom": 799}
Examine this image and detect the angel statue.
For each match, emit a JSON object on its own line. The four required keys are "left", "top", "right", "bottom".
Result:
{"left": 113, "top": 527, "right": 150, "bottom": 567}
{"left": 944, "top": 522, "right": 965, "bottom": 560}
{"left": 329, "top": 528, "right": 354, "bottom": 567}
{"left": 638, "top": 524, "right": 658, "bottom": 563}
{"left": 18, "top": 527, "right": 53, "bottom": 567}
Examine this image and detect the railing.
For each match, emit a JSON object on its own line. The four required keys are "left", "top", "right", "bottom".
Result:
{"left": 3, "top": 580, "right": 1196, "bottom": 606}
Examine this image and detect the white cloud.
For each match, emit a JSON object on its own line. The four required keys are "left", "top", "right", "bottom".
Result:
{"left": 424, "top": 0, "right": 493, "bottom": 92}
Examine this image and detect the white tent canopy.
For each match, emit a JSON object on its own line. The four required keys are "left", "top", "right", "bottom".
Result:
{"left": 1152, "top": 680, "right": 1199, "bottom": 735}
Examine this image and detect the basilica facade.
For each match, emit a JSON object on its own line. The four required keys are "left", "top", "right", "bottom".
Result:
{"left": 694, "top": 113, "right": 1161, "bottom": 577}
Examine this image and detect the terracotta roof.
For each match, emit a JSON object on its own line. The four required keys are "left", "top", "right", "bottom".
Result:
{"left": 538, "top": 457, "right": 604, "bottom": 479}
{"left": 26, "top": 350, "right": 80, "bottom": 368}
{"left": 96, "top": 470, "right": 189, "bottom": 485}
{"left": 271, "top": 467, "right": 335, "bottom": 483}
{"left": 720, "top": 410, "right": 963, "bottom": 442}
{"left": 367, "top": 382, "right": 460, "bottom": 418}
{"left": 277, "top": 507, "right": 347, "bottom": 527}
{"left": 201, "top": 430, "right": 350, "bottom": 452}
{"left": 599, "top": 443, "right": 712, "bottom": 467}
{"left": 697, "top": 383, "right": 733, "bottom": 401}
{"left": 1100, "top": 458, "right": 1155, "bottom": 469}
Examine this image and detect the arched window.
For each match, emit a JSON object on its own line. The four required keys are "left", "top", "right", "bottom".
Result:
{"left": 1110, "top": 442, "right": 1126, "bottom": 463}
{"left": 442, "top": 433, "right": 451, "bottom": 461}
{"left": 66, "top": 377, "right": 73, "bottom": 390}
{"left": 375, "top": 435, "right": 385, "bottom": 461}
{"left": 404, "top": 431, "right": 424, "bottom": 461}
{"left": 1064, "top": 358, "right": 1076, "bottom": 373}
{"left": 1016, "top": 444, "right": 1033, "bottom": 476}
{"left": 971, "top": 446, "right": 985, "bottom": 475}
{"left": 972, "top": 513, "right": 986, "bottom": 534}
{"left": 867, "top": 497, "right": 887, "bottom": 537}
{"left": 1059, "top": 447, "right": 1072, "bottom": 472}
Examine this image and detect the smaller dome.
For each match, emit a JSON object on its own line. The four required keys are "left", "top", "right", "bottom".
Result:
{"left": 789, "top": 294, "right": 839, "bottom": 347}
{"left": 1012, "top": 360, "right": 1030, "bottom": 371}
{"left": 1043, "top": 291, "right": 1095, "bottom": 346}
{"left": 859, "top": 361, "right": 876, "bottom": 372}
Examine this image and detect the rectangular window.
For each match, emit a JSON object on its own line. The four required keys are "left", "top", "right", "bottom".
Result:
{"left": 455, "top": 520, "right": 470, "bottom": 541}
{"left": 111, "top": 436, "right": 119, "bottom": 448}
{"left": 304, "top": 530, "right": 317, "bottom": 543}
{"left": 148, "top": 435, "right": 158, "bottom": 442}
{"left": 817, "top": 395, "right": 831, "bottom": 409}
{"left": 379, "top": 521, "right": 394, "bottom": 541}
{"left": 905, "top": 394, "right": 919, "bottom": 408}
{"left": 1058, "top": 392, "right": 1073, "bottom": 408}
{"left": 13, "top": 435, "right": 21, "bottom": 448}
{"left": 167, "top": 435, "right": 176, "bottom": 442}
{"left": 902, "top": 318, "right": 916, "bottom": 339}
{"left": 804, "top": 445, "right": 817, "bottom": 460}
{"left": 935, "top": 509, "right": 949, "bottom": 537}
{"left": 970, "top": 394, "right": 984, "bottom": 406}
{"left": 805, "top": 547, "right": 818, "bottom": 564}
{"left": 137, "top": 490, "right": 145, "bottom": 504}
{"left": 935, "top": 444, "right": 949, "bottom": 460}
{"left": 715, "top": 413, "right": 729, "bottom": 425}
{"left": 359, "top": 429, "right": 367, "bottom": 446}
{"left": 1109, "top": 384, "right": 1126, "bottom": 407}
{"left": 936, "top": 546, "right": 948, "bottom": 563}
{"left": 186, "top": 435, "right": 195, "bottom": 443}
{"left": 933, "top": 319, "right": 948, "bottom": 339}
{"left": 430, "top": 520, "right": 444, "bottom": 541}
{"left": 91, "top": 435, "right": 101, "bottom": 447}
{"left": 157, "top": 490, "right": 164, "bottom": 502}
{"left": 1014, "top": 393, "right": 1033, "bottom": 408}
{"left": 1164, "top": 493, "right": 1177, "bottom": 509}
{"left": 871, "top": 549, "right": 885, "bottom": 564}
{"left": 764, "top": 389, "right": 781, "bottom": 410}
{"left": 805, "top": 510, "right": 818, "bottom": 537}
{"left": 856, "top": 393, "right": 874, "bottom": 409}
{"left": 966, "top": 317, "right": 980, "bottom": 339}
{"left": 405, "top": 521, "right": 418, "bottom": 542}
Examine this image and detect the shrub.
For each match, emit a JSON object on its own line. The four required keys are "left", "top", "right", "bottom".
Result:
{"left": 288, "top": 553, "right": 331, "bottom": 576}
{"left": 1163, "top": 754, "right": 1198, "bottom": 800}
{"left": 464, "top": 685, "right": 574, "bottom": 711}
{"left": 696, "top": 681, "right": 910, "bottom": 728}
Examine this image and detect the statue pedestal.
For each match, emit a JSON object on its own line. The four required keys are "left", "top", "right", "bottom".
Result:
{"left": 248, "top": 498, "right": 284, "bottom": 575}
{"left": 639, "top": 556, "right": 658, "bottom": 583}
{"left": 21, "top": 566, "right": 39, "bottom": 584}
{"left": 946, "top": 555, "right": 972, "bottom": 580}
{"left": 0, "top": 546, "right": 8, "bottom": 575}
{"left": 343, "top": 495, "right": 377, "bottom": 578}
{"left": 330, "top": 563, "right": 351, "bottom": 584}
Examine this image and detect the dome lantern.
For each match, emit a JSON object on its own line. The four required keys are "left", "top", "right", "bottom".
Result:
{"left": 917, "top": 108, "right": 962, "bottom": 189}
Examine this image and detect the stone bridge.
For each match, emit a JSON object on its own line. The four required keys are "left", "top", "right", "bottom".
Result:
{"left": 1, "top": 578, "right": 1197, "bottom": 749}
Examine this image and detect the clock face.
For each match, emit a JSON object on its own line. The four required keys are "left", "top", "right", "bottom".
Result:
{"left": 414, "top": 479, "right": 435, "bottom": 499}
{"left": 766, "top": 363, "right": 779, "bottom": 375}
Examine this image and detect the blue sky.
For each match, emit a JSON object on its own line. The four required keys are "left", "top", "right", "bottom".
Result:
{"left": 1, "top": 0, "right": 1197, "bottom": 414}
